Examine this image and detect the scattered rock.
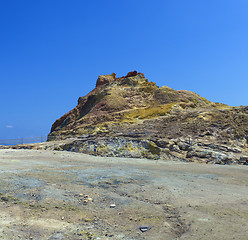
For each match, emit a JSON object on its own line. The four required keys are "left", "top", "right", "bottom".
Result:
{"left": 139, "top": 226, "right": 151, "bottom": 232}
{"left": 177, "top": 141, "right": 190, "bottom": 151}
{"left": 84, "top": 218, "right": 93, "bottom": 222}
{"left": 169, "top": 144, "right": 181, "bottom": 153}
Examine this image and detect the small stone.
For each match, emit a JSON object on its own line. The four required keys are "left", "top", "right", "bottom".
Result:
{"left": 84, "top": 218, "right": 93, "bottom": 222}
{"left": 110, "top": 204, "right": 116, "bottom": 208}
{"left": 139, "top": 226, "right": 151, "bottom": 232}
{"left": 61, "top": 216, "right": 64, "bottom": 220}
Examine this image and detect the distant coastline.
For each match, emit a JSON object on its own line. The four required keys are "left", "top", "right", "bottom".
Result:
{"left": 0, "top": 136, "right": 47, "bottom": 146}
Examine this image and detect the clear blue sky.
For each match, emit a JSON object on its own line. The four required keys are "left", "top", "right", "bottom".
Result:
{"left": 1, "top": 0, "right": 248, "bottom": 139}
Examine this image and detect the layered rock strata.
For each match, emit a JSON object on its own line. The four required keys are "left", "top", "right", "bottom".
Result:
{"left": 47, "top": 71, "right": 248, "bottom": 164}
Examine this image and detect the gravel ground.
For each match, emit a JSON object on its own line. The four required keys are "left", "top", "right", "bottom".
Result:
{"left": 0, "top": 149, "right": 247, "bottom": 240}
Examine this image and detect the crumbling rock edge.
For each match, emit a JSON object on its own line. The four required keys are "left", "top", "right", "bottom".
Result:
{"left": 6, "top": 136, "right": 248, "bottom": 165}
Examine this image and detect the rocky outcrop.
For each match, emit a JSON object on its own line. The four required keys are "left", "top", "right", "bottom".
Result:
{"left": 96, "top": 73, "right": 116, "bottom": 87}
{"left": 47, "top": 71, "right": 248, "bottom": 164}
{"left": 0, "top": 145, "right": 8, "bottom": 149}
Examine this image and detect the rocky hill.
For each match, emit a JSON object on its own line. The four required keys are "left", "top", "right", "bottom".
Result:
{"left": 47, "top": 71, "right": 248, "bottom": 164}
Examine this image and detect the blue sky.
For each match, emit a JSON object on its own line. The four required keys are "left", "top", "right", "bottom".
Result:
{"left": 1, "top": 0, "right": 248, "bottom": 139}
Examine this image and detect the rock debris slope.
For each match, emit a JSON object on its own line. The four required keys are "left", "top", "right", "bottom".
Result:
{"left": 48, "top": 71, "right": 248, "bottom": 164}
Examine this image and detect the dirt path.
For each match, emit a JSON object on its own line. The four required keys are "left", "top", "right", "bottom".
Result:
{"left": 0, "top": 149, "right": 247, "bottom": 240}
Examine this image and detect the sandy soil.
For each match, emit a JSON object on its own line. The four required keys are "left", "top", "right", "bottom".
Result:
{"left": 0, "top": 149, "right": 247, "bottom": 240}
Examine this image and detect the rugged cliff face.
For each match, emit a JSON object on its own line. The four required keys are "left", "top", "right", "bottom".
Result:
{"left": 48, "top": 71, "right": 248, "bottom": 164}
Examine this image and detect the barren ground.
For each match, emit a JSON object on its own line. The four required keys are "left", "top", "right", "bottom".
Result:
{"left": 0, "top": 149, "right": 247, "bottom": 240}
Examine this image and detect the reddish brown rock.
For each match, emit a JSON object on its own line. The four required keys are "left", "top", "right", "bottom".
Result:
{"left": 126, "top": 71, "right": 138, "bottom": 77}
{"left": 96, "top": 73, "right": 116, "bottom": 87}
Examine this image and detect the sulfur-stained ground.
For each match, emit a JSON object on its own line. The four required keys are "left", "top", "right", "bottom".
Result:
{"left": 0, "top": 149, "right": 247, "bottom": 240}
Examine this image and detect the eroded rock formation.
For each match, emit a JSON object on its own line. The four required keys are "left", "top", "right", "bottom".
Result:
{"left": 47, "top": 71, "right": 248, "bottom": 164}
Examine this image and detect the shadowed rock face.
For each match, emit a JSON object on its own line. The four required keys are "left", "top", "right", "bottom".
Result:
{"left": 48, "top": 71, "right": 248, "bottom": 164}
